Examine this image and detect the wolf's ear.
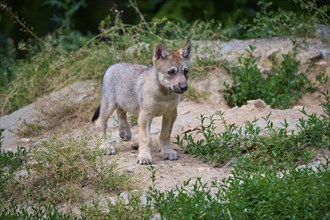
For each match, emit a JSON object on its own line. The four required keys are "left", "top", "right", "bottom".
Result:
{"left": 154, "top": 43, "right": 167, "bottom": 60}
{"left": 182, "top": 40, "right": 191, "bottom": 59}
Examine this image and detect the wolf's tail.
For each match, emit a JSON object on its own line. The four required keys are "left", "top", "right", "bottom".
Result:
{"left": 92, "top": 105, "right": 100, "bottom": 122}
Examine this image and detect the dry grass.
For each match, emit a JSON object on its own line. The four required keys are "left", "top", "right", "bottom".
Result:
{"left": 2, "top": 133, "right": 133, "bottom": 205}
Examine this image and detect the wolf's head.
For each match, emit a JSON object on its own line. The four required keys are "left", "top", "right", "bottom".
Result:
{"left": 152, "top": 41, "right": 191, "bottom": 94}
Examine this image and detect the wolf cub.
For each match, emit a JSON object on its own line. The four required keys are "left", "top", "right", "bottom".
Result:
{"left": 92, "top": 41, "right": 191, "bottom": 165}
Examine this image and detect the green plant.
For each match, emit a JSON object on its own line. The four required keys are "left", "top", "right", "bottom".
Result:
{"left": 224, "top": 45, "right": 313, "bottom": 109}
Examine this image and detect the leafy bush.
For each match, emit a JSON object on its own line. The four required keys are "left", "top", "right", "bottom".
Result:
{"left": 224, "top": 45, "right": 313, "bottom": 109}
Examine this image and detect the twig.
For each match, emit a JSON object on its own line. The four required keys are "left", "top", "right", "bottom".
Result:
{"left": 0, "top": 2, "right": 45, "bottom": 44}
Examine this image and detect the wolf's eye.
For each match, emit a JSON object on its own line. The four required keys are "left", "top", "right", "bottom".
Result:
{"left": 183, "top": 68, "right": 189, "bottom": 76}
{"left": 168, "top": 69, "right": 176, "bottom": 75}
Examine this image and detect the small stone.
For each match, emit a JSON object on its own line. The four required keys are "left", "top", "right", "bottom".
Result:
{"left": 316, "top": 60, "right": 327, "bottom": 65}
{"left": 104, "top": 146, "right": 116, "bottom": 155}
{"left": 297, "top": 161, "right": 321, "bottom": 172}
{"left": 139, "top": 192, "right": 148, "bottom": 205}
{"left": 320, "top": 49, "right": 330, "bottom": 59}
{"left": 150, "top": 213, "right": 161, "bottom": 220}
{"left": 198, "top": 167, "right": 210, "bottom": 172}
{"left": 21, "top": 138, "right": 31, "bottom": 143}
{"left": 247, "top": 99, "right": 267, "bottom": 109}
{"left": 292, "top": 105, "right": 304, "bottom": 110}
{"left": 119, "top": 191, "right": 129, "bottom": 205}
{"left": 266, "top": 48, "right": 279, "bottom": 58}
{"left": 16, "top": 169, "right": 28, "bottom": 178}
{"left": 126, "top": 166, "right": 136, "bottom": 173}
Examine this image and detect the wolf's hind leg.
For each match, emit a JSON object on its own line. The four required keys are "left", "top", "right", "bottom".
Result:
{"left": 95, "top": 99, "right": 117, "bottom": 154}
{"left": 95, "top": 100, "right": 116, "bottom": 134}
{"left": 116, "top": 107, "right": 132, "bottom": 141}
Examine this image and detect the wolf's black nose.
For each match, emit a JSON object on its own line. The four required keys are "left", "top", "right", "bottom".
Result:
{"left": 179, "top": 83, "right": 188, "bottom": 92}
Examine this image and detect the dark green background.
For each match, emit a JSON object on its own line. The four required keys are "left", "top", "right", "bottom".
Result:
{"left": 0, "top": 0, "right": 329, "bottom": 43}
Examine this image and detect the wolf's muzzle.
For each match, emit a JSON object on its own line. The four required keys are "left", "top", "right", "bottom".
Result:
{"left": 171, "top": 82, "right": 188, "bottom": 94}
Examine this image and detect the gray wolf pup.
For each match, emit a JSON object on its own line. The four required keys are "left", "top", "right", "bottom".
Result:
{"left": 92, "top": 41, "right": 191, "bottom": 165}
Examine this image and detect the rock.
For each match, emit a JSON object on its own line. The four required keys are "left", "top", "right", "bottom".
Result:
{"left": 292, "top": 106, "right": 304, "bottom": 111}
{"left": 0, "top": 81, "right": 97, "bottom": 152}
{"left": 103, "top": 146, "right": 116, "bottom": 155}
{"left": 15, "top": 169, "right": 28, "bottom": 178}
{"left": 21, "top": 138, "right": 32, "bottom": 143}
{"left": 315, "top": 24, "right": 330, "bottom": 40}
{"left": 198, "top": 167, "right": 211, "bottom": 172}
{"left": 150, "top": 213, "right": 161, "bottom": 220}
{"left": 126, "top": 165, "right": 136, "bottom": 173}
{"left": 320, "top": 49, "right": 330, "bottom": 59}
{"left": 297, "top": 161, "right": 322, "bottom": 172}
{"left": 119, "top": 191, "right": 129, "bottom": 205}
{"left": 266, "top": 48, "right": 280, "bottom": 58}
{"left": 139, "top": 192, "right": 148, "bottom": 205}
{"left": 247, "top": 99, "right": 268, "bottom": 109}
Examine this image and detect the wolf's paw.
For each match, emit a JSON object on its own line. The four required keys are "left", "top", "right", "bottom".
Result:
{"left": 161, "top": 148, "right": 178, "bottom": 161}
{"left": 137, "top": 152, "right": 152, "bottom": 165}
{"left": 119, "top": 124, "right": 132, "bottom": 141}
{"left": 119, "top": 129, "right": 132, "bottom": 141}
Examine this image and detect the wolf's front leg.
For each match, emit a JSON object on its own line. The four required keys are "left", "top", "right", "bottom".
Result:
{"left": 159, "top": 109, "right": 178, "bottom": 160}
{"left": 137, "top": 110, "right": 153, "bottom": 165}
